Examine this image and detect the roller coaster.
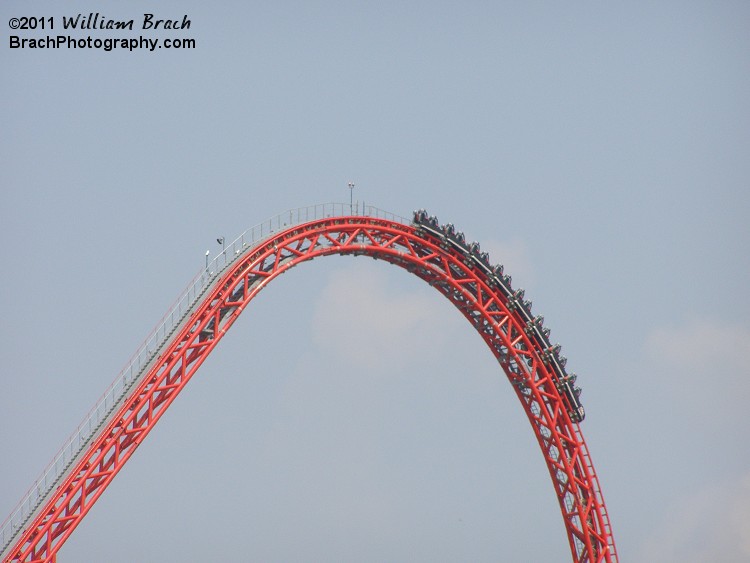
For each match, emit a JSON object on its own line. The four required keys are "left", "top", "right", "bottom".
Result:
{"left": 0, "top": 203, "right": 617, "bottom": 562}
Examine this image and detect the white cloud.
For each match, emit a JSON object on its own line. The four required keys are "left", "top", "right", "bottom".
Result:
{"left": 480, "top": 238, "right": 534, "bottom": 288}
{"left": 645, "top": 318, "right": 750, "bottom": 405}
{"left": 309, "top": 261, "right": 456, "bottom": 371}
{"left": 647, "top": 319, "right": 750, "bottom": 371}
{"left": 614, "top": 319, "right": 750, "bottom": 563}
{"left": 637, "top": 472, "right": 750, "bottom": 563}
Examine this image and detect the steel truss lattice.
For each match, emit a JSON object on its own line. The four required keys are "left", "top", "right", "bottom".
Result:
{"left": 2, "top": 214, "right": 617, "bottom": 562}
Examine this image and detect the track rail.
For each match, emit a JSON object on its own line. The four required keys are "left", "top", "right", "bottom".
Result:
{"left": 1, "top": 207, "right": 617, "bottom": 562}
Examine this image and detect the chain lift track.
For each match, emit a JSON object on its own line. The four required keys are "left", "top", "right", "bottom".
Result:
{"left": 1, "top": 207, "right": 617, "bottom": 562}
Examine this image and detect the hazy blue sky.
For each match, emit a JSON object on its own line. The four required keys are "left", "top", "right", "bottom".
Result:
{"left": 1, "top": 1, "right": 748, "bottom": 561}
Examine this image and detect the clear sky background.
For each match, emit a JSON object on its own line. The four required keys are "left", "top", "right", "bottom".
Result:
{"left": 1, "top": 1, "right": 748, "bottom": 561}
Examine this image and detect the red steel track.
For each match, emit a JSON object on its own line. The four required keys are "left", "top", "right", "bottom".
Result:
{"left": 2, "top": 211, "right": 617, "bottom": 562}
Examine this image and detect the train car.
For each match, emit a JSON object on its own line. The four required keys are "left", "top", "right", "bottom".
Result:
{"left": 413, "top": 210, "right": 585, "bottom": 422}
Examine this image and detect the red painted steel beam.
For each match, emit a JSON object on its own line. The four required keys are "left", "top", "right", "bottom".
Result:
{"left": 4, "top": 216, "right": 617, "bottom": 562}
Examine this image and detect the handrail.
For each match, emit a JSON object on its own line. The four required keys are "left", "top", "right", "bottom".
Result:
{"left": 0, "top": 202, "right": 408, "bottom": 556}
